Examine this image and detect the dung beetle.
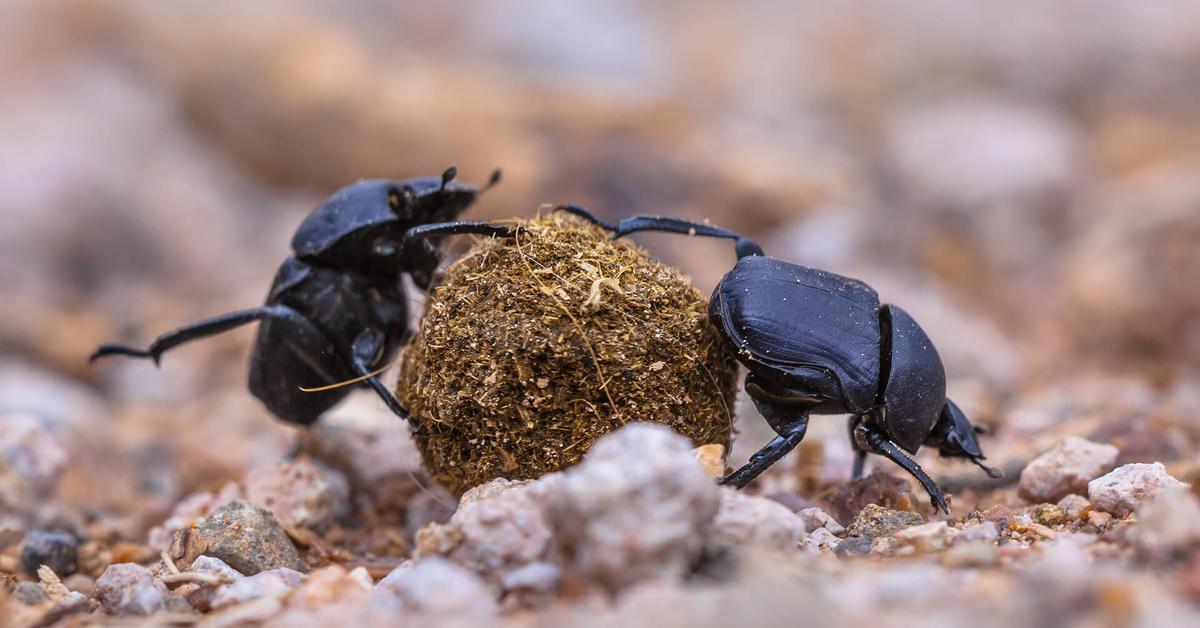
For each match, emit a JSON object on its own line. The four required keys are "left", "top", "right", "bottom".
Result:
{"left": 552, "top": 205, "right": 1002, "bottom": 513}
{"left": 91, "top": 166, "right": 500, "bottom": 426}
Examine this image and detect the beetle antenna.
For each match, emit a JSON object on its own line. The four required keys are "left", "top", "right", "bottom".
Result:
{"left": 440, "top": 165, "right": 458, "bottom": 190}
{"left": 970, "top": 456, "right": 1004, "bottom": 479}
{"left": 480, "top": 168, "right": 502, "bottom": 192}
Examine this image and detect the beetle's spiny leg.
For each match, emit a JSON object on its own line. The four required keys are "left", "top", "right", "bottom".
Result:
{"left": 862, "top": 427, "right": 949, "bottom": 514}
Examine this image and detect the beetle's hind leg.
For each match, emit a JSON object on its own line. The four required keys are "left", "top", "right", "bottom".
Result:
{"left": 90, "top": 305, "right": 296, "bottom": 366}
{"left": 856, "top": 423, "right": 950, "bottom": 514}
{"left": 350, "top": 328, "right": 410, "bottom": 420}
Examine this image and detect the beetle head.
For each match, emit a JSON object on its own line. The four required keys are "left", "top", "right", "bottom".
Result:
{"left": 874, "top": 304, "right": 947, "bottom": 455}
{"left": 926, "top": 399, "right": 1003, "bottom": 478}
{"left": 292, "top": 167, "right": 500, "bottom": 280}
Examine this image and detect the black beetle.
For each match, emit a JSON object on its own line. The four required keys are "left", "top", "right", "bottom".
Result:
{"left": 91, "top": 166, "right": 500, "bottom": 426}
{"left": 548, "top": 205, "right": 1002, "bottom": 513}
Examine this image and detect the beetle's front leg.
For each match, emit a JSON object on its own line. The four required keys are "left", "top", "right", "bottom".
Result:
{"left": 350, "top": 328, "right": 410, "bottom": 420}
{"left": 720, "top": 416, "right": 809, "bottom": 489}
{"left": 856, "top": 423, "right": 949, "bottom": 514}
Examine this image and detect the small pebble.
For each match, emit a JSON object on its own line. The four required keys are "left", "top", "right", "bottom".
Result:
{"left": 894, "top": 521, "right": 959, "bottom": 552}
{"left": 942, "top": 541, "right": 1000, "bottom": 568}
{"left": 12, "top": 580, "right": 50, "bottom": 606}
{"left": 20, "top": 529, "right": 78, "bottom": 577}
{"left": 1032, "top": 503, "right": 1066, "bottom": 527}
{"left": 846, "top": 504, "right": 924, "bottom": 540}
{"left": 210, "top": 567, "right": 305, "bottom": 609}
{"left": 373, "top": 557, "right": 497, "bottom": 617}
{"left": 958, "top": 521, "right": 999, "bottom": 544}
{"left": 95, "top": 563, "right": 170, "bottom": 616}
{"left": 189, "top": 500, "right": 306, "bottom": 575}
{"left": 1087, "top": 462, "right": 1188, "bottom": 518}
{"left": 835, "top": 536, "right": 872, "bottom": 558}
{"left": 711, "top": 489, "right": 808, "bottom": 551}
{"left": 1057, "top": 494, "right": 1091, "bottom": 520}
{"left": 797, "top": 507, "right": 846, "bottom": 535}
{"left": 1018, "top": 436, "right": 1118, "bottom": 503}
{"left": 243, "top": 460, "right": 350, "bottom": 530}
{"left": 800, "top": 527, "right": 841, "bottom": 554}
{"left": 190, "top": 555, "right": 245, "bottom": 582}
{"left": 691, "top": 444, "right": 726, "bottom": 478}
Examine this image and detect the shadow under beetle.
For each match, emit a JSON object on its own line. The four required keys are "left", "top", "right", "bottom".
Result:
{"left": 91, "top": 166, "right": 499, "bottom": 426}
{"left": 408, "top": 205, "right": 1002, "bottom": 513}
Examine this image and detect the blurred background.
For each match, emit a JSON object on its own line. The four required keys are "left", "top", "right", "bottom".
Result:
{"left": 2, "top": 0, "right": 1199, "bottom": 537}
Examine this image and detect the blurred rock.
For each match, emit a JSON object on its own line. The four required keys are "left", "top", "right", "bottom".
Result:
{"left": 187, "top": 500, "right": 306, "bottom": 575}
{"left": 797, "top": 507, "right": 845, "bottom": 535}
{"left": 894, "top": 521, "right": 958, "bottom": 553}
{"left": 830, "top": 471, "right": 914, "bottom": 524}
{"left": 95, "top": 562, "right": 170, "bottom": 616}
{"left": 692, "top": 444, "right": 726, "bottom": 478}
{"left": 416, "top": 478, "right": 556, "bottom": 587}
{"left": 1018, "top": 436, "right": 1118, "bottom": 503}
{"left": 1057, "top": 494, "right": 1091, "bottom": 520}
{"left": 941, "top": 541, "right": 1000, "bottom": 568}
{"left": 1130, "top": 488, "right": 1200, "bottom": 563}
{"left": 1088, "top": 463, "right": 1188, "bottom": 518}
{"left": 20, "top": 529, "right": 78, "bottom": 577}
{"left": 12, "top": 581, "right": 50, "bottom": 606}
{"left": 372, "top": 557, "right": 496, "bottom": 617}
{"left": 800, "top": 527, "right": 841, "bottom": 554}
{"left": 211, "top": 567, "right": 305, "bottom": 610}
{"left": 958, "top": 521, "right": 999, "bottom": 544}
{"left": 190, "top": 555, "right": 244, "bottom": 581}
{"left": 300, "top": 422, "right": 428, "bottom": 513}
{"left": 545, "top": 423, "right": 720, "bottom": 593}
{"left": 267, "top": 565, "right": 376, "bottom": 626}
{"left": 500, "top": 562, "right": 562, "bottom": 603}
{"left": 243, "top": 460, "right": 349, "bottom": 530}
{"left": 147, "top": 482, "right": 243, "bottom": 551}
{"left": 1032, "top": 503, "right": 1066, "bottom": 527}
{"left": 846, "top": 504, "right": 924, "bottom": 541}
{"left": 0, "top": 412, "right": 68, "bottom": 507}
{"left": 711, "top": 489, "right": 807, "bottom": 551}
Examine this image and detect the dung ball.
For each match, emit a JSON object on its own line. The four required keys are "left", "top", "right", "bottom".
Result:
{"left": 396, "top": 213, "right": 739, "bottom": 495}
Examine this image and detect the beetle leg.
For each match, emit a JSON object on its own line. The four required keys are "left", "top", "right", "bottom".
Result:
{"left": 403, "top": 220, "right": 520, "bottom": 242}
{"left": 553, "top": 204, "right": 618, "bottom": 231}
{"left": 720, "top": 414, "right": 809, "bottom": 489}
{"left": 554, "top": 206, "right": 766, "bottom": 258}
{"left": 350, "top": 328, "right": 410, "bottom": 421}
{"left": 91, "top": 305, "right": 302, "bottom": 366}
{"left": 860, "top": 425, "right": 950, "bottom": 514}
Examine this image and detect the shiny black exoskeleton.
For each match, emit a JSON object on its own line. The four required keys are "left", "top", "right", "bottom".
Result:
{"left": 554, "top": 205, "right": 1002, "bottom": 513}
{"left": 91, "top": 166, "right": 499, "bottom": 426}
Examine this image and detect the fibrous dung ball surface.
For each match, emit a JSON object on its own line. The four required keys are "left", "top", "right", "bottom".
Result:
{"left": 396, "top": 214, "right": 739, "bottom": 495}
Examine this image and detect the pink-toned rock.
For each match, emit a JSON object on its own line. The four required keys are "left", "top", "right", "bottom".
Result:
{"left": 1088, "top": 463, "right": 1188, "bottom": 518}
{"left": 0, "top": 412, "right": 67, "bottom": 505}
{"left": 1018, "top": 436, "right": 1118, "bottom": 502}
{"left": 712, "top": 489, "right": 807, "bottom": 551}
{"left": 95, "top": 563, "right": 170, "bottom": 616}
{"left": 211, "top": 567, "right": 305, "bottom": 609}
{"left": 243, "top": 460, "right": 349, "bottom": 530}
{"left": 1130, "top": 488, "right": 1200, "bottom": 561}
{"left": 415, "top": 478, "right": 557, "bottom": 586}
{"left": 372, "top": 557, "right": 496, "bottom": 617}
{"left": 545, "top": 423, "right": 720, "bottom": 593}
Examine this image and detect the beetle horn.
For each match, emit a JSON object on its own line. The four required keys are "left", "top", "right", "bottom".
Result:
{"left": 440, "top": 165, "right": 458, "bottom": 190}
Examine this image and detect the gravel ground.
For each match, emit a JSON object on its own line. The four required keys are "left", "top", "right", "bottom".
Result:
{"left": 2, "top": 1, "right": 1200, "bottom": 626}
